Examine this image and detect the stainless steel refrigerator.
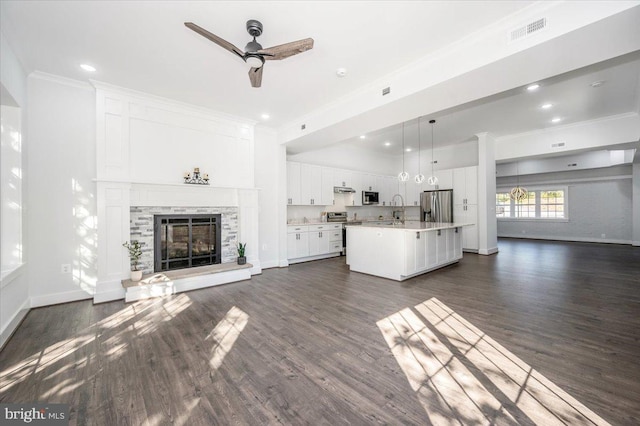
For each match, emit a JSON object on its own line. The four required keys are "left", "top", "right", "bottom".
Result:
{"left": 420, "top": 189, "right": 454, "bottom": 223}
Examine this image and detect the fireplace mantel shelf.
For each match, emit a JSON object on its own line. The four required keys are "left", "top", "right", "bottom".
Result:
{"left": 92, "top": 178, "right": 260, "bottom": 191}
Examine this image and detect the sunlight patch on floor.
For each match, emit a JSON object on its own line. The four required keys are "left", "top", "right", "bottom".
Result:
{"left": 378, "top": 297, "right": 611, "bottom": 425}
{"left": 206, "top": 306, "right": 249, "bottom": 370}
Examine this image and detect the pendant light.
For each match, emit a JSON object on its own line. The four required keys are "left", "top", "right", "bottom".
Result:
{"left": 510, "top": 161, "right": 528, "bottom": 201}
{"left": 398, "top": 122, "right": 409, "bottom": 182}
{"left": 426, "top": 119, "right": 439, "bottom": 186}
{"left": 414, "top": 117, "right": 425, "bottom": 184}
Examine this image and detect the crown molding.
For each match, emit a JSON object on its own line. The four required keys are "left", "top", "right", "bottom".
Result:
{"left": 29, "top": 71, "right": 93, "bottom": 91}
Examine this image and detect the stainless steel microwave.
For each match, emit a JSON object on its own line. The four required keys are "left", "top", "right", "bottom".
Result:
{"left": 362, "top": 191, "right": 379, "bottom": 205}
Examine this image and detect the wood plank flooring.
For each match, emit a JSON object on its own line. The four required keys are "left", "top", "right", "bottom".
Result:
{"left": 1, "top": 239, "right": 639, "bottom": 425}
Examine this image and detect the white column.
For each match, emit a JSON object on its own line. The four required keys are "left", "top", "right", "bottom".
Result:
{"left": 632, "top": 151, "right": 640, "bottom": 247}
{"left": 476, "top": 132, "right": 498, "bottom": 255}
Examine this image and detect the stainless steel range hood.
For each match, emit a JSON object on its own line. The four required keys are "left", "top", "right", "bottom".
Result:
{"left": 334, "top": 186, "right": 356, "bottom": 194}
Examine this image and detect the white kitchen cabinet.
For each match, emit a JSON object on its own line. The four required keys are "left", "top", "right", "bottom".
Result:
{"left": 350, "top": 172, "right": 363, "bottom": 206}
{"left": 287, "top": 225, "right": 309, "bottom": 259}
{"left": 286, "top": 162, "right": 301, "bottom": 205}
{"left": 433, "top": 169, "right": 453, "bottom": 190}
{"left": 300, "top": 163, "right": 322, "bottom": 205}
{"left": 454, "top": 203, "right": 478, "bottom": 251}
{"left": 453, "top": 166, "right": 478, "bottom": 205}
{"left": 308, "top": 224, "right": 331, "bottom": 256}
{"left": 403, "top": 181, "right": 422, "bottom": 207}
{"left": 321, "top": 167, "right": 335, "bottom": 206}
{"left": 287, "top": 224, "right": 341, "bottom": 261}
{"left": 362, "top": 174, "right": 378, "bottom": 192}
{"left": 381, "top": 176, "right": 400, "bottom": 206}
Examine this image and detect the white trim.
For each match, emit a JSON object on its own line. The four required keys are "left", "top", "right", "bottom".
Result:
{"left": 94, "top": 280, "right": 127, "bottom": 304}
{"left": 30, "top": 289, "right": 93, "bottom": 308}
{"left": 633, "top": 240, "right": 640, "bottom": 247}
{"left": 287, "top": 253, "right": 342, "bottom": 264}
{"left": 30, "top": 71, "right": 94, "bottom": 90}
{"left": 92, "top": 178, "right": 258, "bottom": 189}
{"left": 478, "top": 247, "right": 499, "bottom": 255}
{"left": 499, "top": 234, "right": 632, "bottom": 245}
{"left": 260, "top": 260, "right": 280, "bottom": 269}
{"left": 0, "top": 298, "right": 30, "bottom": 350}
{"left": 90, "top": 80, "right": 257, "bottom": 126}
{"left": 498, "top": 218, "right": 569, "bottom": 223}
{"left": 498, "top": 175, "right": 631, "bottom": 186}
{"left": 494, "top": 112, "right": 639, "bottom": 142}
{"left": 0, "top": 263, "right": 26, "bottom": 289}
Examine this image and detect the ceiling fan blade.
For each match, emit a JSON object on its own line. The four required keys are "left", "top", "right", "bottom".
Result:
{"left": 184, "top": 22, "right": 244, "bottom": 59}
{"left": 258, "top": 38, "right": 314, "bottom": 61}
{"left": 249, "top": 67, "right": 263, "bottom": 88}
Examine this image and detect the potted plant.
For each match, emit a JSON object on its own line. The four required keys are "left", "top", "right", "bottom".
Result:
{"left": 237, "top": 242, "right": 247, "bottom": 265}
{"left": 122, "top": 240, "right": 143, "bottom": 281}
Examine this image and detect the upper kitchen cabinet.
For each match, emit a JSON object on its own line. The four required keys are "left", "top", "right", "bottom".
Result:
{"left": 453, "top": 166, "right": 478, "bottom": 206}
{"left": 287, "top": 162, "right": 302, "bottom": 205}
{"left": 320, "top": 167, "right": 335, "bottom": 205}
{"left": 432, "top": 169, "right": 453, "bottom": 190}
{"left": 300, "top": 163, "right": 323, "bottom": 205}
{"left": 362, "top": 174, "right": 379, "bottom": 192}
{"left": 403, "top": 181, "right": 421, "bottom": 207}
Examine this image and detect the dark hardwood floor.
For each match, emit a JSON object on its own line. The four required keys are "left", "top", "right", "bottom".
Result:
{"left": 1, "top": 239, "right": 639, "bottom": 425}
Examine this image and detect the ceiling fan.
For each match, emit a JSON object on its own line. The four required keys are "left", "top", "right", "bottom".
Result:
{"left": 185, "top": 20, "right": 314, "bottom": 88}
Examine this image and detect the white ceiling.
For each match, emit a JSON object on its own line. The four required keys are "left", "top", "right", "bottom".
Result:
{"left": 0, "top": 1, "right": 534, "bottom": 127}
{"left": 333, "top": 52, "right": 640, "bottom": 156}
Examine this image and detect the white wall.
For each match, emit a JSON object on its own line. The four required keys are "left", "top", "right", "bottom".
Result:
{"left": 497, "top": 166, "right": 633, "bottom": 244}
{"left": 27, "top": 74, "right": 97, "bottom": 307}
{"left": 254, "top": 126, "right": 285, "bottom": 268}
{"left": 287, "top": 143, "right": 398, "bottom": 175}
{"left": 0, "top": 32, "right": 29, "bottom": 348}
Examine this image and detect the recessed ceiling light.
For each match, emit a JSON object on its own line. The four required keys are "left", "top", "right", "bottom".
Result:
{"left": 80, "top": 64, "right": 96, "bottom": 72}
{"left": 359, "top": 135, "right": 366, "bottom": 139}
{"left": 405, "top": 148, "right": 412, "bottom": 152}
{"left": 551, "top": 117, "right": 562, "bottom": 123}
{"left": 336, "top": 68, "right": 347, "bottom": 78}
{"left": 590, "top": 80, "right": 606, "bottom": 88}
{"left": 526, "top": 84, "right": 540, "bottom": 91}
{"left": 384, "top": 142, "right": 391, "bottom": 146}
{"left": 541, "top": 103, "right": 553, "bottom": 109}
{"left": 261, "top": 113, "right": 270, "bottom": 120}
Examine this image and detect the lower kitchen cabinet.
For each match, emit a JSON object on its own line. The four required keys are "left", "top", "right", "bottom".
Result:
{"left": 454, "top": 204, "right": 478, "bottom": 251}
{"left": 287, "top": 224, "right": 342, "bottom": 262}
{"left": 404, "top": 228, "right": 462, "bottom": 277}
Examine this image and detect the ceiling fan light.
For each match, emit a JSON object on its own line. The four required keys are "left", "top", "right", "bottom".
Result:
{"left": 414, "top": 174, "right": 425, "bottom": 184}
{"left": 398, "top": 171, "right": 409, "bottom": 182}
{"left": 427, "top": 175, "right": 439, "bottom": 186}
{"left": 245, "top": 55, "right": 264, "bottom": 68}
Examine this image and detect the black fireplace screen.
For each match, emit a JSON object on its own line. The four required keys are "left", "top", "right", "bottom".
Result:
{"left": 154, "top": 214, "right": 222, "bottom": 272}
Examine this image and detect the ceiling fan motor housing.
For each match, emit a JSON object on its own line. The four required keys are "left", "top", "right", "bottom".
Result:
{"left": 246, "top": 20, "right": 263, "bottom": 37}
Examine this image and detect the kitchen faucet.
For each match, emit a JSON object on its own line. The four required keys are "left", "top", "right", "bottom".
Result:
{"left": 392, "top": 193, "right": 405, "bottom": 224}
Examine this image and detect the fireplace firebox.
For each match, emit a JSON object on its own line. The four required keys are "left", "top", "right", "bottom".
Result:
{"left": 154, "top": 214, "right": 222, "bottom": 272}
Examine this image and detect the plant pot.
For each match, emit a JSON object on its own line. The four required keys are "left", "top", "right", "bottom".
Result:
{"left": 237, "top": 256, "right": 247, "bottom": 265}
{"left": 130, "top": 270, "right": 143, "bottom": 282}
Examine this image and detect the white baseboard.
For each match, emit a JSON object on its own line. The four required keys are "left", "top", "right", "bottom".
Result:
{"left": 287, "top": 253, "right": 341, "bottom": 264}
{"left": 499, "top": 234, "right": 631, "bottom": 245}
{"left": 478, "top": 247, "right": 499, "bottom": 255}
{"left": 260, "top": 259, "right": 280, "bottom": 269}
{"left": 30, "top": 289, "right": 93, "bottom": 308}
{"left": 0, "top": 298, "right": 30, "bottom": 349}
{"left": 94, "top": 280, "right": 126, "bottom": 304}
{"left": 633, "top": 240, "right": 640, "bottom": 247}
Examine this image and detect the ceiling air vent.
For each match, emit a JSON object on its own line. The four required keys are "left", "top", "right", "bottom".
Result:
{"left": 509, "top": 18, "right": 547, "bottom": 42}
{"left": 551, "top": 142, "right": 565, "bottom": 149}
{"left": 382, "top": 87, "right": 391, "bottom": 96}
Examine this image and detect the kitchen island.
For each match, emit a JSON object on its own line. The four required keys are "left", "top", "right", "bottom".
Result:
{"left": 346, "top": 221, "right": 470, "bottom": 281}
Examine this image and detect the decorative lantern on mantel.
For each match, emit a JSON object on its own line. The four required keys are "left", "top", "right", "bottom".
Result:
{"left": 183, "top": 167, "right": 210, "bottom": 185}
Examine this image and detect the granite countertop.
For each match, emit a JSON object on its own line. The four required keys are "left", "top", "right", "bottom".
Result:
{"left": 347, "top": 221, "right": 472, "bottom": 231}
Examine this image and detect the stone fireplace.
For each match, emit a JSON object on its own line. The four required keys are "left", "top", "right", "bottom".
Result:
{"left": 129, "top": 206, "right": 238, "bottom": 274}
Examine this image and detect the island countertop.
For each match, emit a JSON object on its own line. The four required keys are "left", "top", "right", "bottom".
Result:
{"left": 346, "top": 221, "right": 472, "bottom": 231}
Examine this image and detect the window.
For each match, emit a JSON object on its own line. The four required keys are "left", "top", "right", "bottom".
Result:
{"left": 496, "top": 187, "right": 567, "bottom": 220}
